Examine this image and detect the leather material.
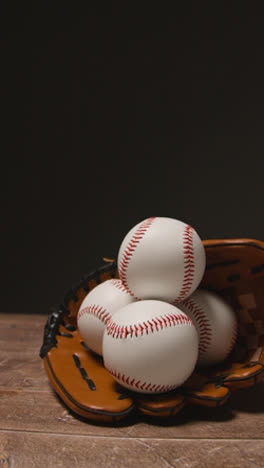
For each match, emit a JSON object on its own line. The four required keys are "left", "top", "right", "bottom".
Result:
{"left": 40, "top": 239, "right": 264, "bottom": 422}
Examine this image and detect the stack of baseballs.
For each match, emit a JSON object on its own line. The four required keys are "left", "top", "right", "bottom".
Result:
{"left": 77, "top": 217, "right": 238, "bottom": 394}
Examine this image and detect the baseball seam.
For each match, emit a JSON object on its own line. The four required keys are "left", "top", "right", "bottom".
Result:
{"left": 224, "top": 318, "right": 238, "bottom": 358}
{"left": 181, "top": 298, "right": 212, "bottom": 355}
{"left": 172, "top": 225, "right": 195, "bottom": 304}
{"left": 110, "top": 278, "right": 132, "bottom": 294}
{"left": 77, "top": 304, "right": 111, "bottom": 325}
{"left": 106, "top": 367, "right": 178, "bottom": 393}
{"left": 118, "top": 217, "right": 156, "bottom": 298}
{"left": 105, "top": 312, "right": 195, "bottom": 393}
{"left": 106, "top": 312, "right": 194, "bottom": 339}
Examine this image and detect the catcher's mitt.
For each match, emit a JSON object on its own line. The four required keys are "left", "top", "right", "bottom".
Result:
{"left": 40, "top": 238, "right": 264, "bottom": 423}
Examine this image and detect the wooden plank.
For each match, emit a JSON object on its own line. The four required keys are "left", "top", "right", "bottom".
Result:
{"left": 0, "top": 313, "right": 48, "bottom": 328}
{"left": 0, "top": 314, "right": 47, "bottom": 354}
{"left": 0, "top": 351, "right": 49, "bottom": 391}
{"left": 1, "top": 386, "right": 264, "bottom": 440}
{"left": 0, "top": 324, "right": 46, "bottom": 345}
{"left": 1, "top": 312, "right": 264, "bottom": 440}
{"left": 0, "top": 432, "right": 264, "bottom": 468}
{"left": 0, "top": 314, "right": 48, "bottom": 391}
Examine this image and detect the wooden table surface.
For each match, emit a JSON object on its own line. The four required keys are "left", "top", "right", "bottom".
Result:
{"left": 1, "top": 313, "right": 264, "bottom": 468}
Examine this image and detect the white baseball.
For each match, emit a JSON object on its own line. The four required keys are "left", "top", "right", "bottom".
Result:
{"left": 77, "top": 279, "right": 136, "bottom": 356}
{"left": 102, "top": 300, "right": 199, "bottom": 393}
{"left": 118, "top": 217, "right": 206, "bottom": 304}
{"left": 178, "top": 289, "right": 238, "bottom": 366}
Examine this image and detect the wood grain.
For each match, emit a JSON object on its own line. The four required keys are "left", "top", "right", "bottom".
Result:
{"left": 0, "top": 313, "right": 264, "bottom": 467}
{"left": 1, "top": 386, "right": 264, "bottom": 439}
{"left": 0, "top": 351, "right": 49, "bottom": 390}
{"left": 0, "top": 432, "right": 264, "bottom": 468}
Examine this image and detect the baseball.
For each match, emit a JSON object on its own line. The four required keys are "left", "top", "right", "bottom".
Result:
{"left": 178, "top": 289, "right": 238, "bottom": 366}
{"left": 118, "top": 216, "right": 206, "bottom": 304}
{"left": 77, "top": 279, "right": 136, "bottom": 356}
{"left": 102, "top": 300, "right": 199, "bottom": 393}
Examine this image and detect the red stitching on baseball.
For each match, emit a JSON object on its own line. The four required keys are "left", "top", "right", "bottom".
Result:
{"left": 110, "top": 279, "right": 131, "bottom": 294}
{"left": 172, "top": 225, "right": 195, "bottom": 304}
{"left": 106, "top": 367, "right": 178, "bottom": 393}
{"left": 180, "top": 298, "right": 212, "bottom": 356}
{"left": 106, "top": 312, "right": 194, "bottom": 339}
{"left": 223, "top": 318, "right": 238, "bottom": 358}
{"left": 77, "top": 304, "right": 111, "bottom": 326}
{"left": 119, "top": 217, "right": 156, "bottom": 298}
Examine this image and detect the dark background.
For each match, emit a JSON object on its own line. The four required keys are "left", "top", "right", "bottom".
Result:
{"left": 1, "top": 4, "right": 264, "bottom": 314}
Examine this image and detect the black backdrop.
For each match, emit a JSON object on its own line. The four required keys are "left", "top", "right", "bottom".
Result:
{"left": 2, "top": 4, "right": 264, "bottom": 314}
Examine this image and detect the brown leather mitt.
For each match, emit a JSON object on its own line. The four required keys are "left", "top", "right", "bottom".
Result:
{"left": 40, "top": 238, "right": 264, "bottom": 423}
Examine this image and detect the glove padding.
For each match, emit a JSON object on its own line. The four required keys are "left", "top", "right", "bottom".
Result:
{"left": 40, "top": 238, "right": 264, "bottom": 422}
